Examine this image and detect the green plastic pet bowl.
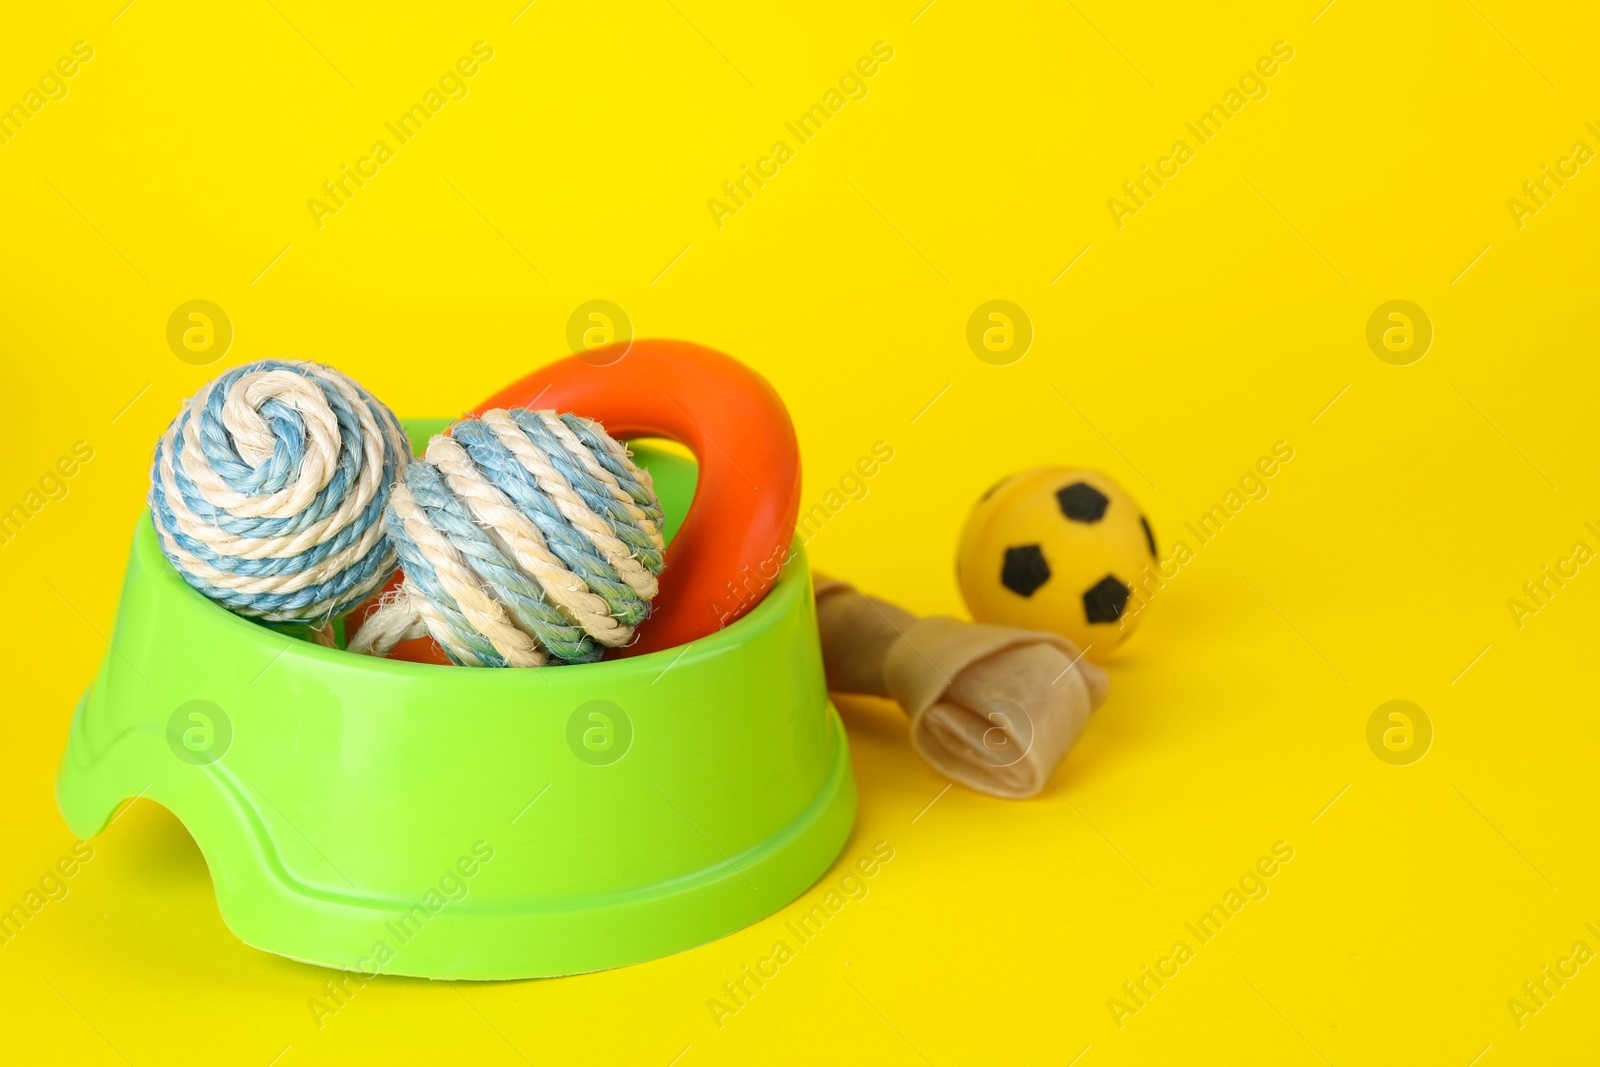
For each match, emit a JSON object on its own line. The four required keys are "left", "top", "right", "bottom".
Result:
{"left": 55, "top": 422, "right": 855, "bottom": 979}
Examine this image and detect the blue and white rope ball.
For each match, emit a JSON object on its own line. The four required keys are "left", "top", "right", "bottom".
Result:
{"left": 348, "top": 408, "right": 667, "bottom": 667}
{"left": 149, "top": 360, "right": 412, "bottom": 625}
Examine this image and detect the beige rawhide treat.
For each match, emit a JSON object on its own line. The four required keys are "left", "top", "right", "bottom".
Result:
{"left": 814, "top": 576, "right": 1109, "bottom": 799}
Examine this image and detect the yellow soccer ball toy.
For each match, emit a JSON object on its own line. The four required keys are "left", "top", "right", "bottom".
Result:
{"left": 957, "top": 468, "right": 1156, "bottom": 657}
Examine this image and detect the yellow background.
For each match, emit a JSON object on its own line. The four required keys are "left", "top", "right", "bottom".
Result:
{"left": 3, "top": 0, "right": 1598, "bottom": 1062}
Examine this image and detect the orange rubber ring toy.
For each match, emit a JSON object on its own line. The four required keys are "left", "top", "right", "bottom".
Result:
{"left": 359, "top": 341, "right": 799, "bottom": 662}
{"left": 471, "top": 339, "right": 800, "bottom": 657}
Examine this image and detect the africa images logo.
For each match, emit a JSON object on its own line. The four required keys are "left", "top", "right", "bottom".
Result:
{"left": 1106, "top": 41, "right": 1295, "bottom": 229}
{"left": 706, "top": 42, "right": 896, "bottom": 229}
{"left": 305, "top": 42, "right": 496, "bottom": 229}
{"left": 1108, "top": 841, "right": 1295, "bottom": 1028}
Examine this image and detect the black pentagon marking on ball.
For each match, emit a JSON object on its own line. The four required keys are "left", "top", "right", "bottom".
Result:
{"left": 1001, "top": 545, "right": 1051, "bottom": 597}
{"left": 1140, "top": 515, "right": 1157, "bottom": 557}
{"left": 1082, "top": 575, "right": 1131, "bottom": 624}
{"left": 1056, "top": 481, "right": 1109, "bottom": 523}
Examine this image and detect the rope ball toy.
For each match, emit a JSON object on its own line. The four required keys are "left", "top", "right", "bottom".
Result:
{"left": 347, "top": 408, "right": 666, "bottom": 667}
{"left": 473, "top": 339, "right": 801, "bottom": 656}
{"left": 149, "top": 359, "right": 411, "bottom": 626}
